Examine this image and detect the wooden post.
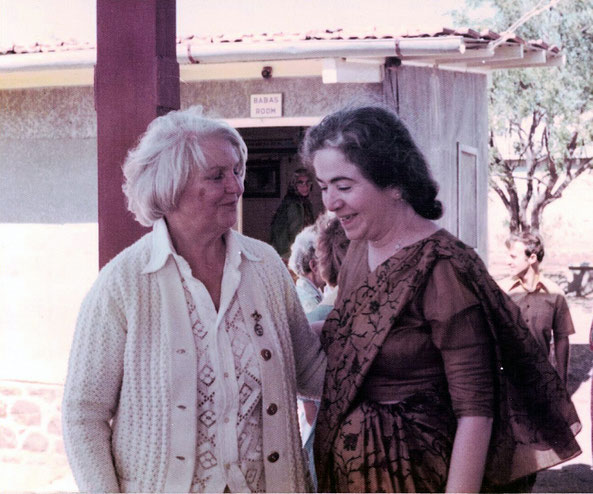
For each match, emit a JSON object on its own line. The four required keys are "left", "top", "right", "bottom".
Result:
{"left": 96, "top": 0, "right": 179, "bottom": 267}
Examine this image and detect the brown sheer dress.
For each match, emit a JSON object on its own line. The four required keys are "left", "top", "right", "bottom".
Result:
{"left": 314, "top": 229, "right": 581, "bottom": 493}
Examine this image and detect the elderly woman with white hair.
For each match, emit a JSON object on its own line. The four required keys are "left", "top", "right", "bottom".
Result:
{"left": 62, "top": 107, "right": 325, "bottom": 494}
{"left": 288, "top": 225, "right": 325, "bottom": 314}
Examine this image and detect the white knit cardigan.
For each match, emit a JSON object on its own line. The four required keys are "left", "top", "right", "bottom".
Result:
{"left": 62, "top": 226, "right": 326, "bottom": 493}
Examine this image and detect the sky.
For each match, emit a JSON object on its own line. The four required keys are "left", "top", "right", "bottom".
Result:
{"left": 0, "top": 0, "right": 494, "bottom": 47}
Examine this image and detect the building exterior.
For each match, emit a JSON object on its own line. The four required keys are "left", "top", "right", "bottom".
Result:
{"left": 0, "top": 26, "right": 562, "bottom": 490}
{"left": 1, "top": 28, "right": 563, "bottom": 253}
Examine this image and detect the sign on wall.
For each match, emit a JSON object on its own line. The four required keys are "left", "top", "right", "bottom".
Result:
{"left": 250, "top": 93, "right": 283, "bottom": 118}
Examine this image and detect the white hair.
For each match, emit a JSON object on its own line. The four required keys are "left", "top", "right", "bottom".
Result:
{"left": 122, "top": 106, "right": 248, "bottom": 226}
{"left": 288, "top": 225, "right": 317, "bottom": 277}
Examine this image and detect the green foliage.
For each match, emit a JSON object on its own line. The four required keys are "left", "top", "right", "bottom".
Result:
{"left": 454, "top": 0, "right": 593, "bottom": 232}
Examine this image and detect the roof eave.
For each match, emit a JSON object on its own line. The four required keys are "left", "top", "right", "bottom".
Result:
{"left": 0, "top": 37, "right": 561, "bottom": 83}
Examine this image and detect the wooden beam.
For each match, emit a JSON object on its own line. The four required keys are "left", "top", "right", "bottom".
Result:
{"left": 466, "top": 49, "right": 547, "bottom": 69}
{"left": 322, "top": 58, "right": 384, "bottom": 83}
{"left": 96, "top": 0, "right": 179, "bottom": 267}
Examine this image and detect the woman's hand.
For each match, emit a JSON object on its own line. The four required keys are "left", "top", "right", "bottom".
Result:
{"left": 445, "top": 415, "right": 493, "bottom": 493}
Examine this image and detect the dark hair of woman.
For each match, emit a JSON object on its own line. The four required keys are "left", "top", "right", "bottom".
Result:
{"left": 301, "top": 105, "right": 443, "bottom": 220}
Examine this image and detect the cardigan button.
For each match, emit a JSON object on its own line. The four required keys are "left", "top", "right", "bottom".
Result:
{"left": 261, "top": 349, "right": 272, "bottom": 361}
{"left": 177, "top": 405, "right": 186, "bottom": 410}
{"left": 176, "top": 456, "right": 185, "bottom": 461}
{"left": 176, "top": 349, "right": 186, "bottom": 354}
{"left": 267, "top": 451, "right": 280, "bottom": 463}
{"left": 266, "top": 403, "right": 278, "bottom": 415}
{"left": 254, "top": 323, "right": 264, "bottom": 336}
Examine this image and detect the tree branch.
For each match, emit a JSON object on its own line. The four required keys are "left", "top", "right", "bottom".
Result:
{"left": 551, "top": 157, "right": 593, "bottom": 198}
{"left": 490, "top": 179, "right": 511, "bottom": 210}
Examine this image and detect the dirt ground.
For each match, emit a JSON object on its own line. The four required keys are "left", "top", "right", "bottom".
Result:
{"left": 532, "top": 296, "right": 593, "bottom": 493}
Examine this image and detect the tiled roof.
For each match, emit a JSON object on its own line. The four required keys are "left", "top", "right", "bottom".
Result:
{"left": 1, "top": 39, "right": 94, "bottom": 55}
{"left": 0, "top": 27, "right": 560, "bottom": 56}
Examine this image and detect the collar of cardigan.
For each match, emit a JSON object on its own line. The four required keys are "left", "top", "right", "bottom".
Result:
{"left": 142, "top": 218, "right": 262, "bottom": 274}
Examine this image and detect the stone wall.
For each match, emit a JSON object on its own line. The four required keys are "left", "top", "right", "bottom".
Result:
{"left": 0, "top": 380, "right": 75, "bottom": 491}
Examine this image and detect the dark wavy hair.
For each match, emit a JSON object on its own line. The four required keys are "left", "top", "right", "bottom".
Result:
{"left": 301, "top": 105, "right": 443, "bottom": 220}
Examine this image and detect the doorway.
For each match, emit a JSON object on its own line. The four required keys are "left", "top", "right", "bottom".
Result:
{"left": 236, "top": 125, "right": 323, "bottom": 244}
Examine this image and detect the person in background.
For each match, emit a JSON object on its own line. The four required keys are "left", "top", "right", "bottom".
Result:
{"left": 302, "top": 104, "right": 581, "bottom": 493}
{"left": 62, "top": 107, "right": 325, "bottom": 493}
{"left": 288, "top": 225, "right": 324, "bottom": 314}
{"left": 270, "top": 168, "right": 316, "bottom": 259}
{"left": 288, "top": 222, "right": 323, "bottom": 490}
{"left": 306, "top": 212, "right": 350, "bottom": 323}
{"left": 300, "top": 212, "right": 350, "bottom": 491}
{"left": 500, "top": 231, "right": 575, "bottom": 385}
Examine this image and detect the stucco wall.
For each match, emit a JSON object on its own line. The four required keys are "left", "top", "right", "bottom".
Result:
{"left": 0, "top": 87, "right": 98, "bottom": 384}
{"left": 181, "top": 78, "right": 382, "bottom": 117}
{"left": 0, "top": 86, "right": 96, "bottom": 139}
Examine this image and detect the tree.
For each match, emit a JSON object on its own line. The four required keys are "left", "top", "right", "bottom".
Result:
{"left": 456, "top": 0, "right": 593, "bottom": 233}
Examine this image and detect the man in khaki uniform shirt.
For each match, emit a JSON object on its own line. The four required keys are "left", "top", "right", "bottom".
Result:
{"left": 500, "top": 232, "right": 575, "bottom": 385}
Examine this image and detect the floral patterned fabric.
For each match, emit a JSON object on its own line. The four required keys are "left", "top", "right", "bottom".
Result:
{"left": 314, "top": 229, "right": 581, "bottom": 492}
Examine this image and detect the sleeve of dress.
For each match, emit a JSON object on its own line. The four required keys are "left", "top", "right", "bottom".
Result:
{"left": 279, "top": 259, "right": 327, "bottom": 400}
{"left": 62, "top": 277, "right": 126, "bottom": 493}
{"left": 423, "top": 260, "right": 495, "bottom": 418}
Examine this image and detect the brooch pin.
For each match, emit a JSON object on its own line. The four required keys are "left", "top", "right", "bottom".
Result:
{"left": 251, "top": 310, "right": 264, "bottom": 336}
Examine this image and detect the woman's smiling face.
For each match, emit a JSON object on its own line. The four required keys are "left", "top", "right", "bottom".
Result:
{"left": 167, "top": 137, "right": 244, "bottom": 236}
{"left": 312, "top": 147, "right": 399, "bottom": 242}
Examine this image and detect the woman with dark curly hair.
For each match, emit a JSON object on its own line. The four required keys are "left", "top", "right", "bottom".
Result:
{"left": 302, "top": 105, "right": 581, "bottom": 493}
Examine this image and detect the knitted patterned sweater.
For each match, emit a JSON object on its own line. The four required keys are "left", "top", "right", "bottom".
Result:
{"left": 62, "top": 226, "right": 326, "bottom": 493}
